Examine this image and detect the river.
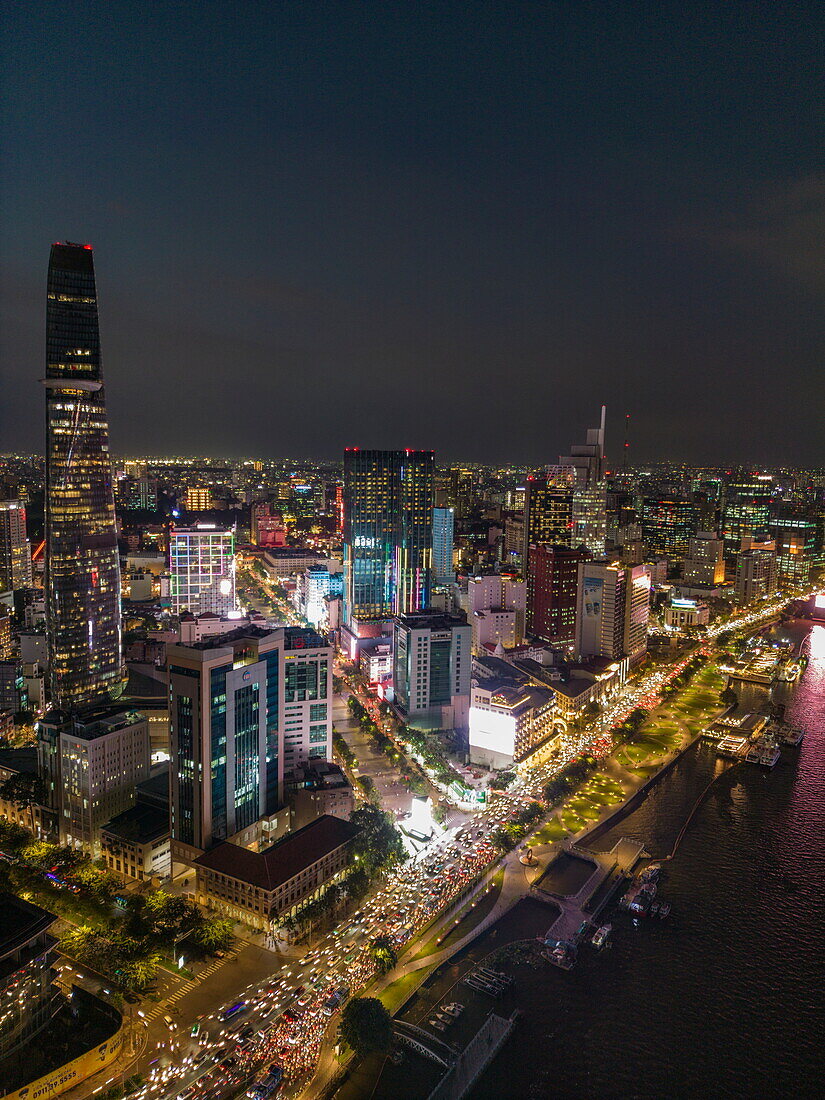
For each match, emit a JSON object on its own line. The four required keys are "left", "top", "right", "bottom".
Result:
{"left": 380, "top": 620, "right": 824, "bottom": 1099}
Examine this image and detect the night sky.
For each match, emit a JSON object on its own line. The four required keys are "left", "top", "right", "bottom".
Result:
{"left": 1, "top": 2, "right": 823, "bottom": 466}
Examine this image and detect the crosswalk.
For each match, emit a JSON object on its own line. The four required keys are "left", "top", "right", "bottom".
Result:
{"left": 142, "top": 947, "right": 241, "bottom": 1022}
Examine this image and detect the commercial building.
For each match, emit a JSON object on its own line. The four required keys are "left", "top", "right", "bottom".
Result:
{"left": 295, "top": 565, "right": 344, "bottom": 629}
{"left": 734, "top": 540, "right": 778, "bottom": 604}
{"left": 0, "top": 893, "right": 59, "bottom": 1060}
{"left": 393, "top": 611, "right": 471, "bottom": 732}
{"left": 168, "top": 625, "right": 332, "bottom": 866}
{"left": 251, "top": 502, "right": 288, "bottom": 548}
{"left": 0, "top": 501, "right": 33, "bottom": 592}
{"left": 467, "top": 574, "right": 526, "bottom": 653}
{"left": 194, "top": 814, "right": 358, "bottom": 932}
{"left": 523, "top": 473, "right": 575, "bottom": 560}
{"left": 342, "top": 448, "right": 434, "bottom": 629}
{"left": 575, "top": 561, "right": 650, "bottom": 665}
{"left": 571, "top": 484, "right": 607, "bottom": 558}
{"left": 663, "top": 598, "right": 710, "bottom": 630}
{"left": 772, "top": 513, "right": 817, "bottom": 584}
{"left": 683, "top": 532, "right": 726, "bottom": 586}
{"left": 641, "top": 496, "right": 696, "bottom": 559}
{"left": 0, "top": 747, "right": 54, "bottom": 838}
{"left": 526, "top": 544, "right": 589, "bottom": 648}
{"left": 722, "top": 473, "right": 773, "bottom": 558}
{"left": 262, "top": 547, "right": 338, "bottom": 579}
{"left": 36, "top": 706, "right": 150, "bottom": 853}
{"left": 183, "top": 487, "right": 215, "bottom": 511}
{"left": 0, "top": 660, "right": 27, "bottom": 715}
{"left": 432, "top": 506, "right": 456, "bottom": 586}
{"left": 169, "top": 525, "right": 237, "bottom": 616}
{"left": 468, "top": 676, "right": 557, "bottom": 770}
{"left": 100, "top": 771, "right": 171, "bottom": 883}
{"left": 44, "top": 243, "right": 123, "bottom": 711}
{"left": 559, "top": 405, "right": 606, "bottom": 487}
{"left": 291, "top": 759, "right": 354, "bottom": 831}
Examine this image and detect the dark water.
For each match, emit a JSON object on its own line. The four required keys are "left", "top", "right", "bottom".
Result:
{"left": 468, "top": 620, "right": 825, "bottom": 1099}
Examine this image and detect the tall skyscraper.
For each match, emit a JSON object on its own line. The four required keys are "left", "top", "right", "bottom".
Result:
{"left": 722, "top": 472, "right": 773, "bottom": 558}
{"left": 169, "top": 525, "right": 237, "bottom": 615}
{"left": 640, "top": 496, "right": 697, "bottom": 559}
{"left": 342, "top": 449, "right": 434, "bottom": 629}
{"left": 683, "top": 532, "right": 726, "bottom": 586}
{"left": 0, "top": 500, "right": 33, "bottom": 592}
{"left": 44, "top": 243, "right": 123, "bottom": 711}
{"left": 432, "top": 506, "right": 455, "bottom": 586}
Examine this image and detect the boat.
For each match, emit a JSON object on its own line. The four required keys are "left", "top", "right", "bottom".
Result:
{"left": 658, "top": 902, "right": 671, "bottom": 919}
{"left": 641, "top": 864, "right": 661, "bottom": 883}
{"left": 649, "top": 901, "right": 660, "bottom": 917}
{"left": 592, "top": 923, "right": 612, "bottom": 948}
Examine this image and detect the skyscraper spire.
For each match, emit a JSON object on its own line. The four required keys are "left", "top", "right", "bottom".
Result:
{"left": 44, "top": 243, "right": 123, "bottom": 711}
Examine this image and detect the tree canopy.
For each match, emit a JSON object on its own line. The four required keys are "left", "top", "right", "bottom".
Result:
{"left": 337, "top": 996, "right": 393, "bottom": 1058}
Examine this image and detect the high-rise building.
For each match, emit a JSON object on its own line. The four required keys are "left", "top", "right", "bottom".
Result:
{"left": 722, "top": 473, "right": 773, "bottom": 558}
{"left": 575, "top": 561, "right": 650, "bottom": 665}
{"left": 559, "top": 405, "right": 606, "bottom": 487}
{"left": 0, "top": 894, "right": 59, "bottom": 1061}
{"left": 393, "top": 611, "right": 471, "bottom": 732}
{"left": 641, "top": 496, "right": 696, "bottom": 560}
{"left": 683, "top": 532, "right": 726, "bottom": 586}
{"left": 44, "top": 243, "right": 123, "bottom": 711}
{"left": 432, "top": 506, "right": 455, "bottom": 586}
{"left": 772, "top": 513, "right": 817, "bottom": 584}
{"left": 37, "top": 706, "right": 150, "bottom": 852}
{"left": 571, "top": 484, "right": 608, "bottom": 557}
{"left": 183, "top": 486, "right": 214, "bottom": 511}
{"left": 167, "top": 625, "right": 332, "bottom": 865}
{"left": 734, "top": 540, "right": 778, "bottom": 604}
{"left": 526, "top": 544, "right": 590, "bottom": 647}
{"left": 0, "top": 501, "right": 33, "bottom": 592}
{"left": 523, "top": 472, "right": 575, "bottom": 560}
{"left": 342, "top": 449, "right": 434, "bottom": 629}
{"left": 467, "top": 574, "right": 527, "bottom": 653}
{"left": 169, "top": 525, "right": 237, "bottom": 615}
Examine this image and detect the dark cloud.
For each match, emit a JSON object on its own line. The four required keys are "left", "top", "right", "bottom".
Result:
{"left": 1, "top": 3, "right": 823, "bottom": 465}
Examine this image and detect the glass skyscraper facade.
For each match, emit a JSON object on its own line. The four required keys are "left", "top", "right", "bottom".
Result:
{"left": 44, "top": 243, "right": 123, "bottom": 711}
{"left": 432, "top": 506, "right": 455, "bottom": 586}
{"left": 722, "top": 473, "right": 773, "bottom": 558}
{"left": 343, "top": 449, "right": 434, "bottom": 626}
{"left": 169, "top": 525, "right": 237, "bottom": 615}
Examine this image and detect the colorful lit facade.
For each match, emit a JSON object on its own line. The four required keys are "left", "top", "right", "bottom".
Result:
{"left": 44, "top": 243, "right": 123, "bottom": 711}
{"left": 169, "top": 525, "right": 236, "bottom": 615}
{"left": 342, "top": 449, "right": 434, "bottom": 627}
{"left": 0, "top": 501, "right": 33, "bottom": 592}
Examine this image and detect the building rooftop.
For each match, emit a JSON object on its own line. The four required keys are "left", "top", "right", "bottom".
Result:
{"left": 395, "top": 611, "right": 468, "bottom": 630}
{"left": 0, "top": 746, "right": 38, "bottom": 775}
{"left": 39, "top": 706, "right": 146, "bottom": 740}
{"left": 297, "top": 759, "right": 350, "bottom": 790}
{"left": 101, "top": 801, "right": 169, "bottom": 846}
{"left": 0, "top": 892, "right": 56, "bottom": 965}
{"left": 194, "top": 814, "right": 359, "bottom": 891}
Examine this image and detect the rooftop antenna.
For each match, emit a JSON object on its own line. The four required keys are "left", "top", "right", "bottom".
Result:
{"left": 623, "top": 414, "right": 630, "bottom": 472}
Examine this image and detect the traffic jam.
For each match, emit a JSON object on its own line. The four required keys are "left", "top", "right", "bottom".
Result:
{"left": 137, "top": 641, "right": 717, "bottom": 1099}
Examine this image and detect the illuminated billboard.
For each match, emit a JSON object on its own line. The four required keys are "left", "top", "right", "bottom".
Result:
{"left": 469, "top": 705, "right": 516, "bottom": 759}
{"left": 582, "top": 576, "right": 603, "bottom": 617}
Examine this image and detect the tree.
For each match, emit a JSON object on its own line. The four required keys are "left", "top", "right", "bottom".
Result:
{"left": 720, "top": 685, "right": 738, "bottom": 708}
{"left": 368, "top": 935, "right": 397, "bottom": 975}
{"left": 337, "top": 997, "right": 393, "bottom": 1058}
{"left": 191, "top": 918, "right": 234, "bottom": 954}
{"left": 0, "top": 771, "right": 47, "bottom": 835}
{"left": 350, "top": 803, "right": 406, "bottom": 877}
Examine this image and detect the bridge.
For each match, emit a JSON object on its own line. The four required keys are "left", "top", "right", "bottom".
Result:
{"left": 393, "top": 1021, "right": 458, "bottom": 1069}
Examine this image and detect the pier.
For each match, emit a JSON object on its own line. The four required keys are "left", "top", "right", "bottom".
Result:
{"left": 531, "top": 838, "right": 645, "bottom": 952}
{"left": 424, "top": 1011, "right": 519, "bottom": 1100}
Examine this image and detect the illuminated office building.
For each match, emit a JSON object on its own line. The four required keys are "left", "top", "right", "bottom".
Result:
{"left": 432, "top": 506, "right": 455, "bottom": 586}
{"left": 641, "top": 496, "right": 696, "bottom": 560}
{"left": 575, "top": 561, "right": 650, "bottom": 665}
{"left": 169, "top": 525, "right": 237, "bottom": 615}
{"left": 342, "top": 449, "right": 434, "bottom": 629}
{"left": 722, "top": 473, "right": 773, "bottom": 558}
{"left": 523, "top": 471, "right": 575, "bottom": 560}
{"left": 526, "top": 544, "right": 589, "bottom": 647}
{"left": 44, "top": 243, "right": 123, "bottom": 711}
{"left": 683, "top": 532, "right": 726, "bottom": 586}
{"left": 0, "top": 500, "right": 33, "bottom": 592}
{"left": 168, "top": 625, "right": 331, "bottom": 865}
{"left": 771, "top": 513, "right": 817, "bottom": 584}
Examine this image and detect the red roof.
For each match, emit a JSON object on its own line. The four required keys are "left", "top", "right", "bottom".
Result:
{"left": 194, "top": 815, "right": 359, "bottom": 890}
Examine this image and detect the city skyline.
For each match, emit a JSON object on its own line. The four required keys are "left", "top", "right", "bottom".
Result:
{"left": 1, "top": 4, "right": 823, "bottom": 465}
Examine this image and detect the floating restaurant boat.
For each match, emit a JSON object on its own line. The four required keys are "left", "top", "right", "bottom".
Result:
{"left": 592, "top": 923, "right": 612, "bottom": 948}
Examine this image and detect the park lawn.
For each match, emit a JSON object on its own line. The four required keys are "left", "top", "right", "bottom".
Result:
{"left": 628, "top": 764, "right": 660, "bottom": 779}
{"left": 580, "top": 774, "right": 624, "bottom": 806}
{"left": 566, "top": 795, "right": 602, "bottom": 821}
{"left": 618, "top": 743, "right": 652, "bottom": 765}
{"left": 378, "top": 963, "right": 438, "bottom": 1015}
{"left": 532, "top": 816, "right": 568, "bottom": 843}
{"left": 561, "top": 806, "right": 586, "bottom": 832}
